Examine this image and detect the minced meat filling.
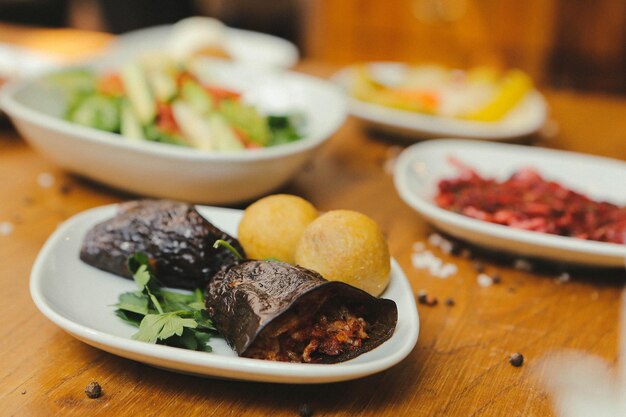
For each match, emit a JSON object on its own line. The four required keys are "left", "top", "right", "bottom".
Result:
{"left": 243, "top": 299, "right": 370, "bottom": 363}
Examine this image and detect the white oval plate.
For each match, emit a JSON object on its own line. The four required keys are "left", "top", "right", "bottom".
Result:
{"left": 332, "top": 63, "right": 548, "bottom": 140}
{"left": 393, "top": 139, "right": 626, "bottom": 267}
{"left": 0, "top": 60, "right": 346, "bottom": 205}
{"left": 0, "top": 44, "right": 58, "bottom": 82}
{"left": 107, "top": 24, "right": 298, "bottom": 69}
{"left": 30, "top": 205, "right": 419, "bottom": 383}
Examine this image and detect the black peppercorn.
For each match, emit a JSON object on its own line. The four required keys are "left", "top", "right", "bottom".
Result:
{"left": 509, "top": 353, "right": 524, "bottom": 367}
{"left": 85, "top": 381, "right": 102, "bottom": 399}
{"left": 444, "top": 298, "right": 455, "bottom": 306}
{"left": 417, "top": 291, "right": 438, "bottom": 306}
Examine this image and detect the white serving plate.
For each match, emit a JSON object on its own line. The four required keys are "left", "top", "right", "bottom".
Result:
{"left": 332, "top": 63, "right": 548, "bottom": 140}
{"left": 393, "top": 139, "right": 626, "bottom": 267}
{"left": 0, "top": 44, "right": 58, "bottom": 82}
{"left": 30, "top": 205, "right": 419, "bottom": 383}
{"left": 108, "top": 24, "right": 298, "bottom": 69}
{"left": 0, "top": 60, "right": 346, "bottom": 204}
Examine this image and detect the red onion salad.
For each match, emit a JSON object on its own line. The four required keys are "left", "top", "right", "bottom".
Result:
{"left": 434, "top": 160, "right": 626, "bottom": 244}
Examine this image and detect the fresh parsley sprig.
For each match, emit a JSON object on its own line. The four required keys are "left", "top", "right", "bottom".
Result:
{"left": 114, "top": 253, "right": 216, "bottom": 352}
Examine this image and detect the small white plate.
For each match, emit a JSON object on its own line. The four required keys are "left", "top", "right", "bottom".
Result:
{"left": 332, "top": 63, "right": 548, "bottom": 140}
{"left": 393, "top": 139, "right": 626, "bottom": 267}
{"left": 0, "top": 44, "right": 58, "bottom": 82}
{"left": 108, "top": 24, "right": 298, "bottom": 69}
{"left": 30, "top": 205, "right": 419, "bottom": 383}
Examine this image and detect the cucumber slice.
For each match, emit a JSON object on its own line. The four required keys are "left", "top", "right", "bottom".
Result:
{"left": 181, "top": 79, "right": 214, "bottom": 115}
{"left": 46, "top": 69, "right": 97, "bottom": 95}
{"left": 147, "top": 71, "right": 177, "bottom": 103}
{"left": 121, "top": 63, "right": 156, "bottom": 124}
{"left": 140, "top": 53, "right": 178, "bottom": 102}
{"left": 67, "top": 94, "right": 121, "bottom": 133}
{"left": 207, "top": 114, "right": 244, "bottom": 151}
{"left": 218, "top": 99, "right": 269, "bottom": 146}
{"left": 120, "top": 101, "right": 144, "bottom": 140}
{"left": 171, "top": 100, "right": 217, "bottom": 150}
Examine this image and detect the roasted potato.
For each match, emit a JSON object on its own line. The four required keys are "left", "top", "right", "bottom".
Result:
{"left": 294, "top": 210, "right": 390, "bottom": 296}
{"left": 238, "top": 194, "right": 318, "bottom": 263}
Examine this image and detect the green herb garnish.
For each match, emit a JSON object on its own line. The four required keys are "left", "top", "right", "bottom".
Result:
{"left": 267, "top": 114, "right": 303, "bottom": 146}
{"left": 114, "top": 253, "right": 216, "bottom": 352}
{"left": 213, "top": 239, "right": 243, "bottom": 259}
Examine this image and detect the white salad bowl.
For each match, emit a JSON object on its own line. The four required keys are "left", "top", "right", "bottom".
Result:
{"left": 0, "top": 61, "right": 346, "bottom": 204}
{"left": 108, "top": 23, "right": 299, "bottom": 69}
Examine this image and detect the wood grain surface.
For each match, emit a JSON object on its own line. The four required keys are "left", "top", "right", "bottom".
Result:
{"left": 1, "top": 32, "right": 626, "bottom": 417}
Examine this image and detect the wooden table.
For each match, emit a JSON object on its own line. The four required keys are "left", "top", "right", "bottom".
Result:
{"left": 1, "top": 28, "right": 626, "bottom": 417}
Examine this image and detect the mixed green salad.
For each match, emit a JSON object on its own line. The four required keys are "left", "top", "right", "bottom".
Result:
{"left": 47, "top": 55, "right": 303, "bottom": 151}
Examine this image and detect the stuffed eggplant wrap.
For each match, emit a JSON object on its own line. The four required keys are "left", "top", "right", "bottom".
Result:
{"left": 80, "top": 200, "right": 244, "bottom": 289}
{"left": 206, "top": 260, "right": 398, "bottom": 364}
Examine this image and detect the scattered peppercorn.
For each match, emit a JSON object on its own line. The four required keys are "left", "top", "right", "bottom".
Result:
{"left": 298, "top": 403, "right": 314, "bottom": 417}
{"left": 444, "top": 298, "right": 455, "bottom": 306}
{"left": 450, "top": 245, "right": 462, "bottom": 256}
{"left": 21, "top": 390, "right": 26, "bottom": 395}
{"left": 509, "top": 353, "right": 524, "bottom": 367}
{"left": 59, "top": 184, "right": 72, "bottom": 195}
{"left": 492, "top": 274, "right": 501, "bottom": 284}
{"left": 514, "top": 259, "right": 533, "bottom": 272}
{"left": 85, "top": 381, "right": 102, "bottom": 399}
{"left": 417, "top": 291, "right": 438, "bottom": 306}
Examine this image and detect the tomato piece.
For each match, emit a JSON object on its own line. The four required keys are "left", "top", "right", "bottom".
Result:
{"left": 176, "top": 71, "right": 197, "bottom": 88}
{"left": 204, "top": 85, "right": 241, "bottom": 102}
{"left": 233, "top": 127, "right": 261, "bottom": 149}
{"left": 97, "top": 73, "right": 124, "bottom": 96}
{"left": 156, "top": 102, "right": 180, "bottom": 135}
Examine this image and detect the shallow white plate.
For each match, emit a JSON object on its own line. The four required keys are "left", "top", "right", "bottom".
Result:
{"left": 30, "top": 205, "right": 419, "bottom": 383}
{"left": 108, "top": 24, "right": 298, "bottom": 69}
{"left": 0, "top": 44, "right": 58, "bottom": 82}
{"left": 332, "top": 63, "right": 548, "bottom": 140}
{"left": 0, "top": 60, "right": 346, "bottom": 205}
{"left": 393, "top": 139, "right": 626, "bottom": 266}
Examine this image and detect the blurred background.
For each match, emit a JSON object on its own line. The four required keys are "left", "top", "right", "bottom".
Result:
{"left": 0, "top": 0, "right": 624, "bottom": 95}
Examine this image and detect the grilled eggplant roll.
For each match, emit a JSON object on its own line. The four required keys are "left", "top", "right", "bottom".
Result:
{"left": 206, "top": 260, "right": 397, "bottom": 364}
{"left": 80, "top": 200, "right": 244, "bottom": 289}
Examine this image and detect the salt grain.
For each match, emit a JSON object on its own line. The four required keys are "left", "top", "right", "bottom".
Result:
{"left": 0, "top": 221, "right": 14, "bottom": 236}
{"left": 412, "top": 241, "right": 425, "bottom": 252}
{"left": 440, "top": 263, "right": 458, "bottom": 276}
{"left": 383, "top": 146, "right": 403, "bottom": 175}
{"left": 514, "top": 259, "right": 533, "bottom": 272}
{"left": 37, "top": 172, "right": 55, "bottom": 188}
{"left": 477, "top": 273, "right": 494, "bottom": 287}
{"left": 411, "top": 248, "right": 458, "bottom": 279}
{"left": 556, "top": 272, "right": 571, "bottom": 284}
{"left": 439, "top": 240, "right": 454, "bottom": 254}
{"left": 428, "top": 233, "right": 443, "bottom": 247}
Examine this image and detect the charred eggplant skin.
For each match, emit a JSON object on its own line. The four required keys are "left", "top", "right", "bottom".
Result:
{"left": 206, "top": 260, "right": 398, "bottom": 363}
{"left": 80, "top": 200, "right": 245, "bottom": 290}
